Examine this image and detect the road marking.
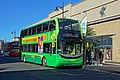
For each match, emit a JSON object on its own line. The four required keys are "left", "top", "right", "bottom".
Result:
{"left": 86, "top": 68, "right": 120, "bottom": 76}
{"left": 62, "top": 72, "right": 73, "bottom": 76}
{"left": 0, "top": 57, "right": 7, "bottom": 63}
{"left": 62, "top": 72, "right": 85, "bottom": 76}
{"left": 50, "top": 69, "right": 86, "bottom": 76}
{"left": 50, "top": 70, "right": 57, "bottom": 72}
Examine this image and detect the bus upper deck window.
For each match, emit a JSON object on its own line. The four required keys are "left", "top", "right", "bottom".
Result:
{"left": 43, "top": 23, "right": 49, "bottom": 32}
{"left": 20, "top": 30, "right": 24, "bottom": 37}
{"left": 37, "top": 24, "right": 42, "bottom": 33}
{"left": 64, "top": 26, "right": 69, "bottom": 30}
{"left": 32, "top": 26, "right": 37, "bottom": 34}
{"left": 49, "top": 21, "right": 56, "bottom": 31}
{"left": 24, "top": 29, "right": 28, "bottom": 36}
{"left": 28, "top": 28, "right": 32, "bottom": 36}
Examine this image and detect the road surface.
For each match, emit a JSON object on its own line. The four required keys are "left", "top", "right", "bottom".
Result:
{"left": 0, "top": 56, "right": 120, "bottom": 80}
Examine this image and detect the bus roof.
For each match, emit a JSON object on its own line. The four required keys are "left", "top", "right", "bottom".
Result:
{"left": 22, "top": 18, "right": 78, "bottom": 30}
{"left": 22, "top": 17, "right": 57, "bottom": 30}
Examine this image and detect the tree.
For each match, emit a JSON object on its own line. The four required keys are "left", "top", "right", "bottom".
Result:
{"left": 86, "top": 27, "right": 96, "bottom": 36}
{"left": 86, "top": 27, "right": 96, "bottom": 48}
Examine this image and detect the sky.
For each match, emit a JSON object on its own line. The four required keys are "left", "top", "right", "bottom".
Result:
{"left": 0, "top": 0, "right": 81, "bottom": 41}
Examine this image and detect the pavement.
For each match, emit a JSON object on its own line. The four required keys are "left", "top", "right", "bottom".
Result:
{"left": 84, "top": 61, "right": 120, "bottom": 75}
{"left": 104, "top": 61, "right": 120, "bottom": 66}
{"left": 84, "top": 61, "right": 120, "bottom": 67}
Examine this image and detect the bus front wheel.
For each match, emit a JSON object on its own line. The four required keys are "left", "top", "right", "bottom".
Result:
{"left": 42, "top": 57, "right": 46, "bottom": 67}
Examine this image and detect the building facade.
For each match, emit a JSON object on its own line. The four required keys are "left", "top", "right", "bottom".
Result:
{"left": 30, "top": 0, "right": 120, "bottom": 62}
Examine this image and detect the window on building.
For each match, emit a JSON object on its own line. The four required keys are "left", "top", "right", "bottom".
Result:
{"left": 99, "top": 38, "right": 112, "bottom": 45}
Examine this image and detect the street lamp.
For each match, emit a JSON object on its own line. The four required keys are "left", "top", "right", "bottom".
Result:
{"left": 55, "top": 2, "right": 64, "bottom": 18}
{"left": 11, "top": 30, "right": 16, "bottom": 38}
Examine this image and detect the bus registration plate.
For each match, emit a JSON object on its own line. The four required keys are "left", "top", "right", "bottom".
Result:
{"left": 70, "top": 59, "right": 75, "bottom": 61}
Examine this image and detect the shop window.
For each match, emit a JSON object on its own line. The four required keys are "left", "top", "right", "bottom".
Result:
{"left": 99, "top": 38, "right": 112, "bottom": 45}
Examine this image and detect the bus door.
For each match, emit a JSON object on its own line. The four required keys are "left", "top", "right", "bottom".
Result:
{"left": 43, "top": 42, "right": 56, "bottom": 65}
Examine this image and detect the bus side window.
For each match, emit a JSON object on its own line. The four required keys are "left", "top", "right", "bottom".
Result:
{"left": 43, "top": 43, "right": 56, "bottom": 54}
{"left": 24, "top": 29, "right": 28, "bottom": 36}
{"left": 32, "top": 26, "right": 37, "bottom": 35}
{"left": 22, "top": 45, "right": 28, "bottom": 52}
{"left": 37, "top": 24, "right": 42, "bottom": 33}
{"left": 49, "top": 44, "right": 52, "bottom": 53}
{"left": 49, "top": 21, "right": 56, "bottom": 31}
{"left": 51, "top": 42, "right": 56, "bottom": 54}
{"left": 20, "top": 30, "right": 24, "bottom": 37}
{"left": 28, "top": 28, "right": 32, "bottom": 36}
{"left": 35, "top": 44, "right": 38, "bottom": 52}
{"left": 43, "top": 23, "right": 49, "bottom": 32}
{"left": 30, "top": 44, "right": 35, "bottom": 52}
{"left": 43, "top": 43, "right": 49, "bottom": 53}
{"left": 28, "top": 45, "right": 31, "bottom": 52}
{"left": 22, "top": 44, "right": 38, "bottom": 53}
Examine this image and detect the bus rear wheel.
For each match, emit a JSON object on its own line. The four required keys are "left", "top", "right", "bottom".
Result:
{"left": 42, "top": 57, "right": 46, "bottom": 67}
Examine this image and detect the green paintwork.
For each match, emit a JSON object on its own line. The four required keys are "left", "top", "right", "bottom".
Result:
{"left": 20, "top": 18, "right": 83, "bottom": 67}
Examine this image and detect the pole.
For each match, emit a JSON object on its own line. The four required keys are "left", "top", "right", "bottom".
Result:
{"left": 83, "top": 35, "right": 86, "bottom": 67}
{"left": 82, "top": 11, "right": 87, "bottom": 67}
{"left": 14, "top": 30, "right": 16, "bottom": 38}
{"left": 62, "top": 2, "right": 64, "bottom": 18}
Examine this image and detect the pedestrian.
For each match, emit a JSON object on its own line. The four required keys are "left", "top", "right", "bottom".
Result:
{"left": 99, "top": 49, "right": 103, "bottom": 66}
{"left": 90, "top": 48, "right": 94, "bottom": 65}
{"left": 87, "top": 49, "right": 91, "bottom": 65}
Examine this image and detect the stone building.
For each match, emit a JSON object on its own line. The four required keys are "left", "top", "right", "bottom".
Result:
{"left": 30, "top": 0, "right": 120, "bottom": 62}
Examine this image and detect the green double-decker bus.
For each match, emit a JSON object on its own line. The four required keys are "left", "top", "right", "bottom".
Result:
{"left": 20, "top": 18, "right": 83, "bottom": 67}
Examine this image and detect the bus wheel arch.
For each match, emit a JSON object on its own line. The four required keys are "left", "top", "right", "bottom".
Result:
{"left": 42, "top": 57, "right": 47, "bottom": 67}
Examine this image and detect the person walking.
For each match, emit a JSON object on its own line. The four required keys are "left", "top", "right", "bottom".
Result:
{"left": 90, "top": 48, "right": 94, "bottom": 65}
{"left": 99, "top": 49, "right": 104, "bottom": 66}
{"left": 86, "top": 49, "right": 91, "bottom": 65}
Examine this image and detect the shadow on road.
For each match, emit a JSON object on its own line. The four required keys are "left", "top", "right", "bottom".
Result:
{"left": 0, "top": 68, "right": 120, "bottom": 80}
{"left": 0, "top": 56, "right": 22, "bottom": 64}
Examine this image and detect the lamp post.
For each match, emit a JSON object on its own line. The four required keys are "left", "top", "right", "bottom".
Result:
{"left": 81, "top": 11, "right": 87, "bottom": 66}
{"left": 55, "top": 2, "right": 64, "bottom": 18}
{"left": 11, "top": 30, "right": 16, "bottom": 38}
